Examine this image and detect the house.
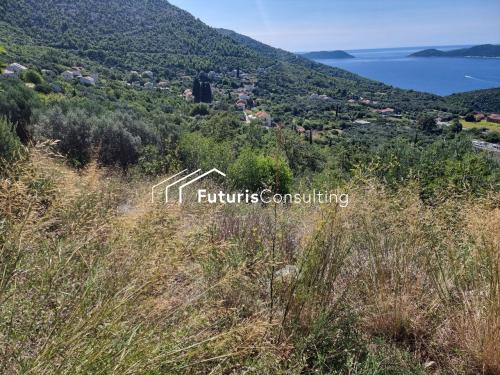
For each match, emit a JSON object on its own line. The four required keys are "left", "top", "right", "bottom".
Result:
{"left": 296, "top": 126, "right": 306, "bottom": 134}
{"left": 157, "top": 80, "right": 169, "bottom": 88}
{"left": 79, "top": 76, "right": 96, "bottom": 86}
{"left": 71, "top": 68, "right": 83, "bottom": 78}
{"left": 474, "top": 113, "right": 486, "bottom": 121}
{"left": 144, "top": 82, "right": 154, "bottom": 89}
{"left": 371, "top": 107, "right": 395, "bottom": 115}
{"left": 41, "top": 69, "right": 56, "bottom": 77}
{"left": 1, "top": 70, "right": 16, "bottom": 78}
{"left": 183, "top": 89, "right": 194, "bottom": 102}
{"left": 61, "top": 71, "right": 74, "bottom": 80}
{"left": 487, "top": 114, "right": 500, "bottom": 124}
{"left": 6, "top": 63, "right": 27, "bottom": 76}
{"left": 354, "top": 119, "right": 371, "bottom": 125}
{"left": 238, "top": 93, "right": 251, "bottom": 101}
{"left": 235, "top": 99, "right": 246, "bottom": 110}
{"left": 256, "top": 111, "right": 272, "bottom": 127}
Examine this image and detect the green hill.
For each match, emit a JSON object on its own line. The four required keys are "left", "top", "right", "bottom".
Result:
{"left": 410, "top": 44, "right": 500, "bottom": 58}
{"left": 0, "top": 0, "right": 459, "bottom": 113}
{"left": 301, "top": 50, "right": 355, "bottom": 59}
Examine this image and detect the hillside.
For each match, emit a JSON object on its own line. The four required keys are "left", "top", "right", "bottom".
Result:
{"left": 446, "top": 88, "right": 500, "bottom": 113}
{"left": 301, "top": 50, "right": 355, "bottom": 59}
{"left": 410, "top": 44, "right": 500, "bottom": 58}
{"left": 0, "top": 0, "right": 461, "bottom": 114}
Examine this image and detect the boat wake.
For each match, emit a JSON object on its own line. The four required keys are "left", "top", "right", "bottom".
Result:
{"left": 464, "top": 75, "right": 500, "bottom": 85}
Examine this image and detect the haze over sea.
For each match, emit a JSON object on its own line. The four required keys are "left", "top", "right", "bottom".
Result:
{"left": 312, "top": 45, "right": 500, "bottom": 96}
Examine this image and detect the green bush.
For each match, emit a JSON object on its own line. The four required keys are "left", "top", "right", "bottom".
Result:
{"left": 190, "top": 104, "right": 209, "bottom": 117}
{"left": 94, "top": 119, "right": 141, "bottom": 170}
{"left": 0, "top": 79, "right": 38, "bottom": 143}
{"left": 0, "top": 117, "right": 22, "bottom": 168}
{"left": 21, "top": 69, "right": 43, "bottom": 85}
{"left": 36, "top": 107, "right": 94, "bottom": 167}
{"left": 228, "top": 148, "right": 293, "bottom": 194}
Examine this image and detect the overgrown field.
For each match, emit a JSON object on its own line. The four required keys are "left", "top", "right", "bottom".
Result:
{"left": 1, "top": 149, "right": 498, "bottom": 374}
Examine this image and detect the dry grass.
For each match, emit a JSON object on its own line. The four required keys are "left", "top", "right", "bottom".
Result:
{"left": 0, "top": 149, "right": 499, "bottom": 374}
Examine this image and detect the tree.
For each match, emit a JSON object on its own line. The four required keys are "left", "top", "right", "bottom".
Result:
{"left": 192, "top": 77, "right": 201, "bottom": 103}
{"left": 464, "top": 113, "right": 476, "bottom": 122}
{"left": 0, "top": 79, "right": 38, "bottom": 143}
{"left": 417, "top": 115, "right": 437, "bottom": 133}
{"left": 94, "top": 121, "right": 141, "bottom": 170}
{"left": 36, "top": 107, "right": 94, "bottom": 167}
{"left": 450, "top": 119, "right": 463, "bottom": 133}
{"left": 200, "top": 82, "right": 212, "bottom": 103}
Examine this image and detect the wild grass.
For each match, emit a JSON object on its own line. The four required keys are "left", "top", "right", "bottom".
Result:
{"left": 0, "top": 149, "right": 498, "bottom": 374}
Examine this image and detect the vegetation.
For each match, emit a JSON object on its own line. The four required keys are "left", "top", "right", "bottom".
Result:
{"left": 0, "top": 1, "right": 498, "bottom": 373}
{"left": 410, "top": 44, "right": 500, "bottom": 58}
{"left": 0, "top": 153, "right": 498, "bottom": 374}
{"left": 301, "top": 50, "right": 355, "bottom": 59}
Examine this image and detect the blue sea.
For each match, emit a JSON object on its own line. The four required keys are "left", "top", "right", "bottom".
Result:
{"left": 313, "top": 45, "right": 500, "bottom": 96}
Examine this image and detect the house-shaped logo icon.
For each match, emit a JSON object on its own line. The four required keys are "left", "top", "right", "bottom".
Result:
{"left": 151, "top": 168, "right": 226, "bottom": 204}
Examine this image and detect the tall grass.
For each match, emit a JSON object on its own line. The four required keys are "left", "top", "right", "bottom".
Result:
{"left": 0, "top": 149, "right": 498, "bottom": 374}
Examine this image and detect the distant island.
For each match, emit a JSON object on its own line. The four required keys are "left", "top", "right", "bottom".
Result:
{"left": 301, "top": 50, "right": 355, "bottom": 59}
{"left": 409, "top": 44, "right": 500, "bottom": 58}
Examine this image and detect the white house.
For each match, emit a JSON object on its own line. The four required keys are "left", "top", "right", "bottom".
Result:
{"left": 6, "top": 63, "right": 27, "bottom": 76}
{"left": 1, "top": 70, "right": 16, "bottom": 78}
{"left": 61, "top": 71, "right": 74, "bottom": 80}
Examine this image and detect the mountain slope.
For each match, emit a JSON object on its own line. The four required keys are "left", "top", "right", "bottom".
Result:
{"left": 0, "top": 0, "right": 467, "bottom": 113}
{"left": 410, "top": 44, "right": 500, "bottom": 58}
{"left": 301, "top": 51, "right": 355, "bottom": 59}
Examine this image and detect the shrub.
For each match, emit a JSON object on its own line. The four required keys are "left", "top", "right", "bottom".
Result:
{"left": 94, "top": 119, "right": 141, "bottom": 170}
{"left": 228, "top": 148, "right": 293, "bottom": 194}
{"left": 179, "top": 132, "right": 233, "bottom": 171}
{"left": 0, "top": 79, "right": 38, "bottom": 143}
{"left": 0, "top": 117, "right": 22, "bottom": 169}
{"left": 21, "top": 69, "right": 43, "bottom": 85}
{"left": 36, "top": 107, "right": 94, "bottom": 167}
{"left": 190, "top": 104, "right": 209, "bottom": 116}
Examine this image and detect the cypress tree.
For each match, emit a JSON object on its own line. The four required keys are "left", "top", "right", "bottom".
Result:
{"left": 200, "top": 82, "right": 212, "bottom": 103}
{"left": 192, "top": 77, "right": 201, "bottom": 103}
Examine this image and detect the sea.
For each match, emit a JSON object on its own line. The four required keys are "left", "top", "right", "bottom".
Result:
{"left": 312, "top": 45, "right": 500, "bottom": 96}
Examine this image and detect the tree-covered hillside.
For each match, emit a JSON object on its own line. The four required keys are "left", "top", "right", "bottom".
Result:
{"left": 0, "top": 0, "right": 463, "bottom": 113}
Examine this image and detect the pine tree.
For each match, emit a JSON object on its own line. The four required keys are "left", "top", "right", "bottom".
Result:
{"left": 192, "top": 77, "right": 201, "bottom": 103}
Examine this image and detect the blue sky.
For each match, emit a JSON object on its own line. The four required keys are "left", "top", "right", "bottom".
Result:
{"left": 169, "top": 0, "right": 500, "bottom": 51}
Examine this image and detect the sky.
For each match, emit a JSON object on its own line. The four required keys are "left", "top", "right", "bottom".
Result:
{"left": 169, "top": 0, "right": 500, "bottom": 52}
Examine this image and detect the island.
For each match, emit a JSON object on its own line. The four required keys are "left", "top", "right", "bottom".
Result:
{"left": 301, "top": 50, "right": 355, "bottom": 59}
{"left": 409, "top": 44, "right": 500, "bottom": 58}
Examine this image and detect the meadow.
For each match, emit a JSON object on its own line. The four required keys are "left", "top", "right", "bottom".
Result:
{"left": 1, "top": 147, "right": 498, "bottom": 374}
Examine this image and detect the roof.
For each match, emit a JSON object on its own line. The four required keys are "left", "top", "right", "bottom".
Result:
{"left": 256, "top": 111, "right": 269, "bottom": 118}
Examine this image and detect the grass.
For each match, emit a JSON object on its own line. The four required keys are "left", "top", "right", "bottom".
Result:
{"left": 461, "top": 119, "right": 500, "bottom": 133}
{"left": 0, "top": 148, "right": 499, "bottom": 374}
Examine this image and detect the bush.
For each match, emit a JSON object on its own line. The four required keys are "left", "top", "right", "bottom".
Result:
{"left": 228, "top": 148, "right": 293, "bottom": 194}
{"left": 21, "top": 69, "right": 43, "bottom": 85}
{"left": 36, "top": 107, "right": 94, "bottom": 167}
{"left": 0, "top": 117, "right": 22, "bottom": 169}
{"left": 190, "top": 104, "right": 209, "bottom": 116}
{"left": 94, "top": 119, "right": 141, "bottom": 170}
{"left": 179, "top": 132, "right": 233, "bottom": 171}
{"left": 0, "top": 79, "right": 38, "bottom": 143}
